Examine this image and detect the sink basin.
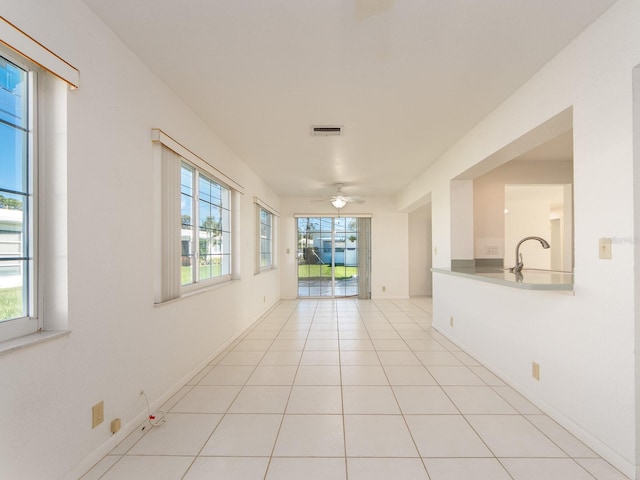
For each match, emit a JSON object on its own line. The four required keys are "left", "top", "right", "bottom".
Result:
{"left": 433, "top": 266, "right": 574, "bottom": 290}
{"left": 520, "top": 268, "right": 572, "bottom": 274}
{"left": 500, "top": 267, "right": 571, "bottom": 274}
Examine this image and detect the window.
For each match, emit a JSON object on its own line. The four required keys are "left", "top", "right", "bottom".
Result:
{"left": 259, "top": 207, "right": 273, "bottom": 268}
{"left": 254, "top": 199, "right": 278, "bottom": 273}
{"left": 0, "top": 52, "right": 37, "bottom": 337}
{"left": 153, "top": 130, "right": 243, "bottom": 303}
{"left": 0, "top": 19, "right": 74, "bottom": 347}
{"left": 181, "top": 162, "right": 231, "bottom": 287}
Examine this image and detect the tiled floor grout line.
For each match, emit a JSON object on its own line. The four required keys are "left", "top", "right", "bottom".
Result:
{"left": 336, "top": 303, "right": 349, "bottom": 479}
{"left": 380, "top": 298, "right": 518, "bottom": 480}
{"left": 85, "top": 298, "right": 631, "bottom": 480}
{"left": 96, "top": 381, "right": 204, "bottom": 479}
{"left": 426, "top": 322, "right": 603, "bottom": 478}
{"left": 363, "top": 300, "right": 434, "bottom": 480}
{"left": 187, "top": 301, "right": 299, "bottom": 479}
{"left": 262, "top": 299, "right": 315, "bottom": 480}
{"left": 180, "top": 302, "right": 297, "bottom": 480}
{"left": 389, "top": 298, "right": 607, "bottom": 480}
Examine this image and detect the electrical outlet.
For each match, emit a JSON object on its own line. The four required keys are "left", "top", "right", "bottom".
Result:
{"left": 450, "top": 316, "right": 454, "bottom": 327}
{"left": 111, "top": 418, "right": 121, "bottom": 434}
{"left": 532, "top": 362, "right": 540, "bottom": 381}
{"left": 92, "top": 401, "right": 104, "bottom": 428}
{"left": 382, "top": 286, "right": 386, "bottom": 292}
{"left": 485, "top": 246, "right": 499, "bottom": 255}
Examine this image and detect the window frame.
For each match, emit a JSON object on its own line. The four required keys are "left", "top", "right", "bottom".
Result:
{"left": 152, "top": 129, "right": 245, "bottom": 304}
{"left": 0, "top": 48, "right": 40, "bottom": 341}
{"left": 254, "top": 198, "right": 278, "bottom": 274}
{"left": 180, "top": 160, "right": 232, "bottom": 292}
{"left": 0, "top": 17, "right": 74, "bottom": 350}
{"left": 258, "top": 206, "right": 273, "bottom": 269}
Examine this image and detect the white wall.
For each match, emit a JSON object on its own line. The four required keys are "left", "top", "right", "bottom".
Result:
{"left": 399, "top": 0, "right": 640, "bottom": 476}
{"left": 279, "top": 197, "right": 409, "bottom": 300}
{"left": 474, "top": 159, "right": 573, "bottom": 261}
{"left": 408, "top": 204, "right": 432, "bottom": 296}
{"left": 449, "top": 180, "right": 475, "bottom": 260}
{"left": 0, "top": 2, "right": 281, "bottom": 479}
{"left": 504, "top": 185, "right": 567, "bottom": 270}
{"left": 634, "top": 62, "right": 640, "bottom": 479}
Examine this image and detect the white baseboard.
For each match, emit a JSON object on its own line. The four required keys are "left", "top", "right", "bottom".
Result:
{"left": 67, "top": 301, "right": 281, "bottom": 480}
{"left": 432, "top": 323, "right": 635, "bottom": 479}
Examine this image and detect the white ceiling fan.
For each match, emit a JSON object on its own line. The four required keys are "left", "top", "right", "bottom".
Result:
{"left": 312, "top": 183, "right": 365, "bottom": 209}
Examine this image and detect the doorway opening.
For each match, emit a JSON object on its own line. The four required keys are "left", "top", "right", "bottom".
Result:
{"left": 296, "top": 216, "right": 370, "bottom": 298}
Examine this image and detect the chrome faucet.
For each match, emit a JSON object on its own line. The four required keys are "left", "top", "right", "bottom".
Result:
{"left": 510, "top": 236, "right": 551, "bottom": 273}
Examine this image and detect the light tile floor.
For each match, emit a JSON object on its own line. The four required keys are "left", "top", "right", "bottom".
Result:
{"left": 82, "top": 298, "right": 629, "bottom": 480}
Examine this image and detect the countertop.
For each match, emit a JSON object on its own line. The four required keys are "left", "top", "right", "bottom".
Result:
{"left": 432, "top": 266, "right": 574, "bottom": 291}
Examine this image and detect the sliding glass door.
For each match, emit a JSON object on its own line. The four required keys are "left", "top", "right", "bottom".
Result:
{"left": 297, "top": 216, "right": 369, "bottom": 298}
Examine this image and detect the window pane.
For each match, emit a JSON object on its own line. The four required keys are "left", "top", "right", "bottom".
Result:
{"left": 198, "top": 175, "right": 211, "bottom": 203}
{"left": 221, "top": 253, "right": 230, "bottom": 275}
{"left": 181, "top": 229, "right": 193, "bottom": 286}
{"left": 201, "top": 207, "right": 221, "bottom": 233}
{"left": 180, "top": 194, "right": 192, "bottom": 228}
{"left": 181, "top": 257, "right": 193, "bottom": 286}
{"left": 180, "top": 165, "right": 194, "bottom": 230}
{"left": 180, "top": 164, "right": 193, "bottom": 197}
{"left": 0, "top": 54, "right": 30, "bottom": 323}
{"left": 0, "top": 123, "right": 28, "bottom": 193}
{"left": 0, "top": 260, "right": 26, "bottom": 321}
{"left": 180, "top": 164, "right": 231, "bottom": 286}
{"left": 0, "top": 56, "right": 28, "bottom": 129}
{"left": 220, "top": 209, "right": 231, "bottom": 232}
{"left": 198, "top": 199, "right": 212, "bottom": 229}
{"left": 219, "top": 186, "right": 229, "bottom": 210}
{"left": 0, "top": 192, "right": 25, "bottom": 259}
{"left": 261, "top": 208, "right": 270, "bottom": 224}
{"left": 258, "top": 207, "right": 273, "bottom": 269}
{"left": 199, "top": 253, "right": 214, "bottom": 281}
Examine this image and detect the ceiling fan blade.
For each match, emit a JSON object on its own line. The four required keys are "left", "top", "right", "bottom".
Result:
{"left": 308, "top": 184, "right": 366, "bottom": 206}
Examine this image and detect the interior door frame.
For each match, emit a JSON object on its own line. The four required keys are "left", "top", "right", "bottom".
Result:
{"left": 295, "top": 214, "right": 370, "bottom": 299}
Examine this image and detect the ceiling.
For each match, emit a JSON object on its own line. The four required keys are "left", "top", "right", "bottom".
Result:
{"left": 513, "top": 130, "right": 574, "bottom": 163}
{"left": 82, "top": 0, "right": 616, "bottom": 200}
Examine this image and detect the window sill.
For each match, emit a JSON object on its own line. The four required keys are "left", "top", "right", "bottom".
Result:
{"left": 255, "top": 266, "right": 278, "bottom": 275}
{"left": 0, "top": 330, "right": 71, "bottom": 358}
{"left": 155, "top": 279, "right": 240, "bottom": 307}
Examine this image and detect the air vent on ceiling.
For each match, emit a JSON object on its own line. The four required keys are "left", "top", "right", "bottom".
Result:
{"left": 311, "top": 125, "right": 343, "bottom": 136}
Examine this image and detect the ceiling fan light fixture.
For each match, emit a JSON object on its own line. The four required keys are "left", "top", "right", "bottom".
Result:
{"left": 331, "top": 197, "right": 347, "bottom": 209}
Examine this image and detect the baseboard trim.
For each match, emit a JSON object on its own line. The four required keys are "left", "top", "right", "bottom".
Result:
{"left": 67, "top": 300, "right": 282, "bottom": 480}
{"left": 432, "top": 323, "right": 635, "bottom": 479}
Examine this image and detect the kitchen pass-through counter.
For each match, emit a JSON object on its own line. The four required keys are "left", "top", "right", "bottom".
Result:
{"left": 432, "top": 266, "right": 574, "bottom": 291}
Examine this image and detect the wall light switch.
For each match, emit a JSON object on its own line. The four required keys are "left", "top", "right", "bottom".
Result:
{"left": 599, "top": 238, "right": 612, "bottom": 259}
